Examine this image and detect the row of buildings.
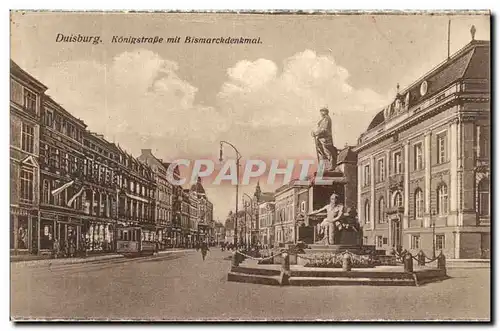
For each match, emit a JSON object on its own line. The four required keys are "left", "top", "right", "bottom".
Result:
{"left": 224, "top": 37, "right": 490, "bottom": 259}
{"left": 10, "top": 60, "right": 214, "bottom": 256}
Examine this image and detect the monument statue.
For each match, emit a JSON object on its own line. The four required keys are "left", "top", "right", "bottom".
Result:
{"left": 309, "top": 193, "right": 359, "bottom": 245}
{"left": 311, "top": 107, "right": 338, "bottom": 171}
{"left": 309, "top": 193, "right": 343, "bottom": 245}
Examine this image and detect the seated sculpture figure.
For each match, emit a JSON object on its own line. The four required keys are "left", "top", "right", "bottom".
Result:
{"left": 310, "top": 193, "right": 344, "bottom": 245}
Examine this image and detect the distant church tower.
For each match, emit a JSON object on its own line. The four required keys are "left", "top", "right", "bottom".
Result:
{"left": 254, "top": 181, "right": 262, "bottom": 202}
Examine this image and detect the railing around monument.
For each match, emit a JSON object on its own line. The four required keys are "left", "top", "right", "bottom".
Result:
{"left": 230, "top": 245, "right": 447, "bottom": 274}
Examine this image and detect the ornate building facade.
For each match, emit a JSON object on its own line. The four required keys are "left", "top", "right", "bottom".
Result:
{"left": 258, "top": 197, "right": 275, "bottom": 246}
{"left": 138, "top": 149, "right": 176, "bottom": 248}
{"left": 11, "top": 60, "right": 159, "bottom": 256}
{"left": 354, "top": 38, "right": 490, "bottom": 259}
{"left": 274, "top": 180, "right": 309, "bottom": 244}
{"left": 38, "top": 95, "right": 90, "bottom": 255}
{"left": 10, "top": 61, "right": 47, "bottom": 254}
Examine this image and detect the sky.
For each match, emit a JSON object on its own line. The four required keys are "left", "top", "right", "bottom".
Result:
{"left": 10, "top": 12, "right": 490, "bottom": 221}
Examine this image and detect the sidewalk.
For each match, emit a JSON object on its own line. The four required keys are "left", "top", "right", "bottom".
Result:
{"left": 11, "top": 248, "right": 194, "bottom": 267}
{"left": 445, "top": 259, "right": 490, "bottom": 269}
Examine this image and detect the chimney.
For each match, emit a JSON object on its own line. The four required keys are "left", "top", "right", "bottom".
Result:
{"left": 141, "top": 149, "right": 152, "bottom": 155}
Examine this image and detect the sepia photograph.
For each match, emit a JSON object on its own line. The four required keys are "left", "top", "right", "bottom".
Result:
{"left": 9, "top": 10, "right": 490, "bottom": 321}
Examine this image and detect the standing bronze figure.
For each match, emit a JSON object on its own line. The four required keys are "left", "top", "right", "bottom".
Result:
{"left": 312, "top": 107, "right": 338, "bottom": 171}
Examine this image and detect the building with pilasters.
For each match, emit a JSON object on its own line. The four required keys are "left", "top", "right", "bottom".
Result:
{"left": 274, "top": 180, "right": 309, "bottom": 244}
{"left": 257, "top": 195, "right": 275, "bottom": 246}
{"left": 10, "top": 60, "right": 47, "bottom": 255}
{"left": 113, "top": 144, "right": 157, "bottom": 242}
{"left": 138, "top": 149, "right": 175, "bottom": 248}
{"left": 354, "top": 37, "right": 490, "bottom": 259}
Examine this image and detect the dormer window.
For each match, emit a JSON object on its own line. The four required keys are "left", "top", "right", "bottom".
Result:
{"left": 23, "top": 88, "right": 37, "bottom": 113}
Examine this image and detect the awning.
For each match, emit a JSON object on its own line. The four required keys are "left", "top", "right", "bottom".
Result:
{"left": 125, "top": 192, "right": 149, "bottom": 203}
{"left": 52, "top": 180, "right": 74, "bottom": 196}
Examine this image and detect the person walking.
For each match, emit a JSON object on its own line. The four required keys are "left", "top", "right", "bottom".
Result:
{"left": 52, "top": 239, "right": 60, "bottom": 259}
{"left": 200, "top": 241, "right": 209, "bottom": 261}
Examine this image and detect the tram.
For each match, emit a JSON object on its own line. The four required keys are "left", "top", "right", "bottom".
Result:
{"left": 116, "top": 226, "right": 158, "bottom": 257}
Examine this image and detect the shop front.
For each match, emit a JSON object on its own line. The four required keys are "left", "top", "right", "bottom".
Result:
{"left": 198, "top": 224, "right": 208, "bottom": 243}
{"left": 10, "top": 206, "right": 37, "bottom": 254}
{"left": 38, "top": 212, "right": 84, "bottom": 257}
{"left": 165, "top": 226, "right": 182, "bottom": 248}
{"left": 55, "top": 215, "right": 83, "bottom": 257}
{"left": 191, "top": 229, "right": 198, "bottom": 245}
{"left": 39, "top": 212, "right": 56, "bottom": 252}
{"left": 82, "top": 219, "right": 115, "bottom": 253}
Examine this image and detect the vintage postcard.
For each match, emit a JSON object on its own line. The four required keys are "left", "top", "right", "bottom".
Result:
{"left": 9, "top": 11, "right": 490, "bottom": 321}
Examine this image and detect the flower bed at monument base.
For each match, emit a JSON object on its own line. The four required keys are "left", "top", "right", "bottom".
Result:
{"left": 302, "top": 253, "right": 380, "bottom": 268}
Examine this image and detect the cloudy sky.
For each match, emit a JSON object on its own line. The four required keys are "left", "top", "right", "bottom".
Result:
{"left": 10, "top": 12, "right": 490, "bottom": 221}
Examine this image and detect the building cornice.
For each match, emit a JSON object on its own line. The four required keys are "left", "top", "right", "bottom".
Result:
{"left": 355, "top": 91, "right": 489, "bottom": 153}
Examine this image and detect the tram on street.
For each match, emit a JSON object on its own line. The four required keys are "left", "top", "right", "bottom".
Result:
{"left": 116, "top": 226, "right": 158, "bottom": 257}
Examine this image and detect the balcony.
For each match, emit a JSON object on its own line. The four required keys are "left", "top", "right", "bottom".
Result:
{"left": 386, "top": 206, "right": 404, "bottom": 215}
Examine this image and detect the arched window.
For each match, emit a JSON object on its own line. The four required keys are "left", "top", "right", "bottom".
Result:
{"left": 42, "top": 179, "right": 50, "bottom": 204}
{"left": 414, "top": 188, "right": 424, "bottom": 219}
{"left": 393, "top": 191, "right": 403, "bottom": 208}
{"left": 364, "top": 200, "right": 371, "bottom": 224}
{"left": 378, "top": 197, "right": 386, "bottom": 223}
{"left": 437, "top": 184, "right": 448, "bottom": 216}
{"left": 478, "top": 179, "right": 490, "bottom": 217}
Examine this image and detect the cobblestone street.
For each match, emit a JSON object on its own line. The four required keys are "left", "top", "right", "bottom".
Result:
{"left": 11, "top": 249, "right": 490, "bottom": 321}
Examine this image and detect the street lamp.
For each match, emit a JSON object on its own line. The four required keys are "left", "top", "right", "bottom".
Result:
{"left": 219, "top": 140, "right": 242, "bottom": 247}
{"left": 431, "top": 209, "right": 437, "bottom": 259}
{"left": 243, "top": 193, "right": 254, "bottom": 246}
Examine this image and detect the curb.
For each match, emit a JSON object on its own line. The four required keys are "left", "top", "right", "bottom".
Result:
{"left": 11, "top": 249, "right": 195, "bottom": 267}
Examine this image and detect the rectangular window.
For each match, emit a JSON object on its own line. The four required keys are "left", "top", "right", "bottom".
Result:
{"left": 414, "top": 143, "right": 424, "bottom": 171}
{"left": 23, "top": 88, "right": 37, "bottom": 113}
{"left": 40, "top": 143, "right": 49, "bottom": 166}
{"left": 21, "top": 123, "right": 34, "bottom": 153}
{"left": 363, "top": 236, "right": 368, "bottom": 245}
{"left": 54, "top": 114, "right": 62, "bottom": 132}
{"left": 383, "top": 237, "right": 388, "bottom": 245}
{"left": 10, "top": 79, "right": 23, "bottom": 105}
{"left": 377, "top": 158, "right": 385, "bottom": 182}
{"left": 393, "top": 152, "right": 402, "bottom": 174}
{"left": 62, "top": 153, "right": 69, "bottom": 172}
{"left": 363, "top": 164, "right": 370, "bottom": 187}
{"left": 20, "top": 169, "right": 34, "bottom": 203}
{"left": 54, "top": 149, "right": 60, "bottom": 169}
{"left": 44, "top": 108, "right": 53, "bottom": 127}
{"left": 411, "top": 235, "right": 420, "bottom": 249}
{"left": 376, "top": 236, "right": 383, "bottom": 248}
{"left": 67, "top": 123, "right": 76, "bottom": 139}
{"left": 70, "top": 156, "right": 78, "bottom": 174}
{"left": 435, "top": 234, "right": 445, "bottom": 251}
{"left": 477, "top": 126, "right": 490, "bottom": 159}
{"left": 437, "top": 133, "right": 447, "bottom": 164}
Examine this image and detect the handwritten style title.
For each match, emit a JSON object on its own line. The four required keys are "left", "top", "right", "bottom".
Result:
{"left": 55, "top": 33, "right": 262, "bottom": 45}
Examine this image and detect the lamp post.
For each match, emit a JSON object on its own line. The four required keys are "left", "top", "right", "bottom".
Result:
{"left": 219, "top": 141, "right": 242, "bottom": 247}
{"left": 432, "top": 209, "right": 437, "bottom": 259}
{"left": 243, "top": 193, "right": 254, "bottom": 246}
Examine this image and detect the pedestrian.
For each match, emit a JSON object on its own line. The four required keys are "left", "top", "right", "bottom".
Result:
{"left": 52, "top": 239, "right": 60, "bottom": 259}
{"left": 200, "top": 241, "right": 209, "bottom": 261}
